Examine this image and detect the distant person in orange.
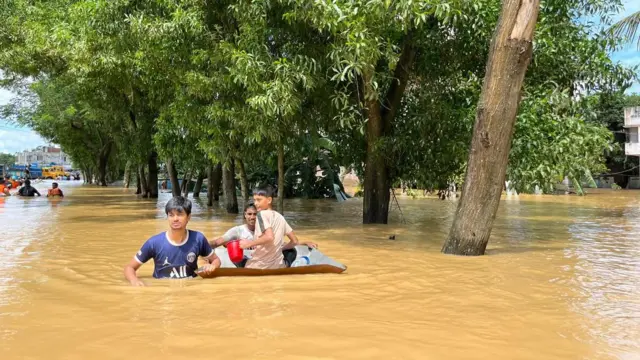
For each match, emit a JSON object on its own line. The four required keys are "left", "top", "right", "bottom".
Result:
{"left": 0, "top": 179, "right": 10, "bottom": 196}
{"left": 47, "top": 182, "right": 64, "bottom": 197}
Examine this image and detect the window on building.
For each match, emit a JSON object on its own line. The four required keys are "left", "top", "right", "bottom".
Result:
{"left": 626, "top": 127, "right": 639, "bottom": 143}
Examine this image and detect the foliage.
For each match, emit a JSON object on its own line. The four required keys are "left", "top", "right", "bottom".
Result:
{"left": 0, "top": 0, "right": 638, "bottom": 215}
{"left": 0, "top": 152, "right": 16, "bottom": 165}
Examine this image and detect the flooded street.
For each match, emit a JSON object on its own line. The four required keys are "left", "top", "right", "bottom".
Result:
{"left": 1, "top": 181, "right": 639, "bottom": 359}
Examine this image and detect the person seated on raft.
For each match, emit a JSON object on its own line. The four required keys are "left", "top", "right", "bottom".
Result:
{"left": 17, "top": 179, "right": 41, "bottom": 197}
{"left": 210, "top": 203, "right": 318, "bottom": 250}
{"left": 232, "top": 186, "right": 303, "bottom": 269}
{"left": 47, "top": 182, "right": 64, "bottom": 198}
{"left": 123, "top": 196, "right": 220, "bottom": 286}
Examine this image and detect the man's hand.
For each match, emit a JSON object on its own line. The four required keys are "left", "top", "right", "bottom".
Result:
{"left": 305, "top": 242, "right": 318, "bottom": 249}
{"left": 200, "top": 263, "right": 218, "bottom": 275}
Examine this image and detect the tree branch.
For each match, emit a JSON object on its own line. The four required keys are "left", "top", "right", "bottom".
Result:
{"left": 381, "top": 30, "right": 416, "bottom": 131}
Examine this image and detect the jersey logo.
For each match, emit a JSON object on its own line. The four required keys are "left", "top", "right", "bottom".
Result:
{"left": 187, "top": 252, "right": 196, "bottom": 263}
{"left": 162, "top": 257, "right": 171, "bottom": 266}
{"left": 170, "top": 266, "right": 189, "bottom": 278}
{"left": 137, "top": 250, "right": 142, "bottom": 256}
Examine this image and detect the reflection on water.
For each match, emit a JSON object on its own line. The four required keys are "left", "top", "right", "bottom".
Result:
{"left": 1, "top": 182, "right": 639, "bottom": 359}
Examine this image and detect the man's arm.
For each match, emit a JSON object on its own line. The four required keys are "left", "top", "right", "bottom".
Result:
{"left": 240, "top": 227, "right": 273, "bottom": 249}
{"left": 34, "top": 188, "right": 41, "bottom": 196}
{"left": 282, "top": 231, "right": 318, "bottom": 250}
{"left": 209, "top": 237, "right": 226, "bottom": 248}
{"left": 203, "top": 253, "right": 221, "bottom": 271}
{"left": 282, "top": 231, "right": 300, "bottom": 250}
{"left": 124, "top": 258, "right": 145, "bottom": 286}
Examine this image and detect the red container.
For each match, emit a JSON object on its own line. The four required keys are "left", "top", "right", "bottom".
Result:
{"left": 226, "top": 240, "right": 244, "bottom": 263}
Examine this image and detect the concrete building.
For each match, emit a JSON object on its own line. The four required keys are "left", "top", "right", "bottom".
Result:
{"left": 624, "top": 106, "right": 640, "bottom": 155}
{"left": 15, "top": 146, "right": 73, "bottom": 167}
{"left": 623, "top": 107, "right": 640, "bottom": 189}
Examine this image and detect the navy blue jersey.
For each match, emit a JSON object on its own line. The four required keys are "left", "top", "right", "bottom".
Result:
{"left": 134, "top": 230, "right": 213, "bottom": 279}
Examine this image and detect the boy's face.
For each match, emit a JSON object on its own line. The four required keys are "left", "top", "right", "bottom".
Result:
{"left": 252, "top": 194, "right": 272, "bottom": 211}
{"left": 167, "top": 210, "right": 190, "bottom": 230}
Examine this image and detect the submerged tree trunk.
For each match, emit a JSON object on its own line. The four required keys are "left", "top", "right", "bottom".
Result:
{"left": 236, "top": 158, "right": 250, "bottom": 204}
{"left": 182, "top": 169, "right": 192, "bottom": 198}
{"left": 442, "top": 0, "right": 540, "bottom": 256}
{"left": 207, "top": 163, "right": 214, "bottom": 207}
{"left": 193, "top": 170, "right": 205, "bottom": 198}
{"left": 277, "top": 141, "right": 285, "bottom": 213}
{"left": 135, "top": 172, "right": 141, "bottom": 194}
{"left": 123, "top": 161, "right": 132, "bottom": 188}
{"left": 146, "top": 151, "right": 159, "bottom": 199}
{"left": 139, "top": 165, "right": 148, "bottom": 197}
{"left": 222, "top": 160, "right": 238, "bottom": 214}
{"left": 167, "top": 158, "right": 181, "bottom": 198}
{"left": 97, "top": 142, "right": 113, "bottom": 187}
{"left": 362, "top": 31, "right": 416, "bottom": 224}
{"left": 211, "top": 162, "right": 222, "bottom": 202}
{"left": 362, "top": 96, "right": 390, "bottom": 224}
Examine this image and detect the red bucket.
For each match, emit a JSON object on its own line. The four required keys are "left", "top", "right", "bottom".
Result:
{"left": 226, "top": 240, "right": 244, "bottom": 263}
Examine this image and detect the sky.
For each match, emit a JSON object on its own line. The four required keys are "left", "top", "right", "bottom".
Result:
{"left": 1, "top": 1, "right": 639, "bottom": 155}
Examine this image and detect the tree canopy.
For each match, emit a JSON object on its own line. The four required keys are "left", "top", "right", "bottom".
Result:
{"left": 1, "top": 0, "right": 637, "bottom": 219}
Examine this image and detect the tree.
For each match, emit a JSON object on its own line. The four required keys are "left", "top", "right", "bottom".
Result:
{"left": 0, "top": 153, "right": 16, "bottom": 166}
{"left": 612, "top": 10, "right": 640, "bottom": 49}
{"left": 442, "top": 0, "right": 541, "bottom": 256}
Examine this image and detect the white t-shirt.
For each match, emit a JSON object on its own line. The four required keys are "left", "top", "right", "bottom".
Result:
{"left": 222, "top": 224, "right": 254, "bottom": 242}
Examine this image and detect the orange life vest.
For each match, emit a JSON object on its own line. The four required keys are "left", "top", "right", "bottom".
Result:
{"left": 48, "top": 187, "right": 63, "bottom": 197}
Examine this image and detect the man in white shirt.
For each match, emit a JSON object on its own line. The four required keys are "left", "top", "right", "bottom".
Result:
{"left": 210, "top": 202, "right": 318, "bottom": 264}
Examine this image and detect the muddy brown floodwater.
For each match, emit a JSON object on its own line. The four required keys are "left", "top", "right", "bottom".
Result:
{"left": 0, "top": 181, "right": 639, "bottom": 359}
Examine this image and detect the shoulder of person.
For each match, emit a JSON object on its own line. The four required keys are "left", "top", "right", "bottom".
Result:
{"left": 190, "top": 230, "right": 208, "bottom": 240}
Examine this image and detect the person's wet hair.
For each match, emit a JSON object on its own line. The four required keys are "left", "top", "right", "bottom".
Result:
{"left": 244, "top": 203, "right": 257, "bottom": 214}
{"left": 52, "top": 182, "right": 58, "bottom": 188}
{"left": 165, "top": 196, "right": 192, "bottom": 216}
{"left": 24, "top": 179, "right": 31, "bottom": 187}
{"left": 253, "top": 185, "right": 274, "bottom": 197}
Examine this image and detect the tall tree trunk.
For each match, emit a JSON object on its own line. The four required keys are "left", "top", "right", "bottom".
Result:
{"left": 193, "top": 170, "right": 205, "bottom": 198}
{"left": 97, "top": 142, "right": 112, "bottom": 187}
{"left": 139, "top": 165, "right": 148, "bottom": 197}
{"left": 222, "top": 160, "right": 238, "bottom": 213}
{"left": 182, "top": 169, "right": 192, "bottom": 198}
{"left": 236, "top": 158, "right": 250, "bottom": 204}
{"left": 211, "top": 162, "right": 222, "bottom": 201}
{"left": 362, "top": 96, "right": 389, "bottom": 224}
{"left": 361, "top": 31, "right": 416, "bottom": 224}
{"left": 123, "top": 161, "right": 132, "bottom": 188}
{"left": 442, "top": 0, "right": 540, "bottom": 256}
{"left": 207, "top": 163, "right": 214, "bottom": 207}
{"left": 146, "top": 151, "right": 159, "bottom": 199}
{"left": 277, "top": 141, "right": 285, "bottom": 214}
{"left": 167, "top": 158, "right": 181, "bottom": 197}
{"left": 135, "top": 172, "right": 141, "bottom": 194}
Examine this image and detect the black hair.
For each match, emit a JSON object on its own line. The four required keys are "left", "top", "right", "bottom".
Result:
{"left": 165, "top": 196, "right": 192, "bottom": 216}
{"left": 52, "top": 182, "right": 59, "bottom": 187}
{"left": 244, "top": 203, "right": 257, "bottom": 213}
{"left": 253, "top": 185, "right": 274, "bottom": 197}
{"left": 24, "top": 179, "right": 31, "bottom": 186}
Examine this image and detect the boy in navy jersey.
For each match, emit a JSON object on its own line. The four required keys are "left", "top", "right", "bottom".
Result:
{"left": 124, "top": 196, "right": 220, "bottom": 286}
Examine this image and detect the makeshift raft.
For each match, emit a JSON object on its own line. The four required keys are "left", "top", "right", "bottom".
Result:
{"left": 197, "top": 245, "right": 347, "bottom": 278}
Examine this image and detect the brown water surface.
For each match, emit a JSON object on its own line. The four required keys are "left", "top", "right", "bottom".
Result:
{"left": 0, "top": 182, "right": 639, "bottom": 359}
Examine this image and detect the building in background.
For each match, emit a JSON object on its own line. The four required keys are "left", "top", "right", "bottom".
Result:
{"left": 15, "top": 146, "right": 73, "bottom": 168}
{"left": 623, "top": 107, "right": 640, "bottom": 189}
